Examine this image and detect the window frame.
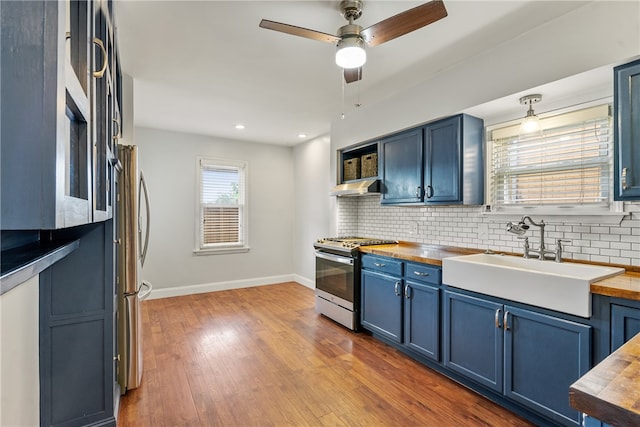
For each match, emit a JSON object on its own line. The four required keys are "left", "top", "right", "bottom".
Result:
{"left": 194, "top": 157, "right": 249, "bottom": 255}
{"left": 483, "top": 101, "right": 627, "bottom": 224}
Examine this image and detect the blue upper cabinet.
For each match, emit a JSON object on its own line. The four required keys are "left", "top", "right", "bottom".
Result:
{"left": 379, "top": 114, "right": 484, "bottom": 206}
{"left": 614, "top": 58, "right": 640, "bottom": 200}
{"left": 424, "top": 114, "right": 484, "bottom": 205}
{"left": 1, "top": 0, "right": 119, "bottom": 230}
{"left": 381, "top": 128, "right": 424, "bottom": 204}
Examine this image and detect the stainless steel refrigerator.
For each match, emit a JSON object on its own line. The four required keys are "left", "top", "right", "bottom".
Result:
{"left": 117, "top": 144, "right": 152, "bottom": 393}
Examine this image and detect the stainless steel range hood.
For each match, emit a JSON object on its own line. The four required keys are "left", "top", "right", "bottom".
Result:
{"left": 329, "top": 179, "right": 381, "bottom": 197}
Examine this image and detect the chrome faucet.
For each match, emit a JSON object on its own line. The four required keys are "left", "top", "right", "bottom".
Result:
{"left": 506, "top": 216, "right": 569, "bottom": 262}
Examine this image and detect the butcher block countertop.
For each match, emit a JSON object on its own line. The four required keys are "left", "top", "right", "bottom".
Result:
{"left": 569, "top": 332, "right": 640, "bottom": 426}
{"left": 358, "top": 242, "right": 640, "bottom": 300}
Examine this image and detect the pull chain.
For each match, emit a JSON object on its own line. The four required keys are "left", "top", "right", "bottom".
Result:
{"left": 341, "top": 72, "right": 345, "bottom": 120}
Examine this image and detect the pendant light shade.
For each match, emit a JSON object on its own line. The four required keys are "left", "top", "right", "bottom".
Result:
{"left": 519, "top": 94, "right": 542, "bottom": 135}
{"left": 335, "top": 37, "right": 366, "bottom": 69}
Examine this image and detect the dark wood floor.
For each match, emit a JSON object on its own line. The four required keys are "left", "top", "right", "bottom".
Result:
{"left": 118, "top": 282, "right": 535, "bottom": 426}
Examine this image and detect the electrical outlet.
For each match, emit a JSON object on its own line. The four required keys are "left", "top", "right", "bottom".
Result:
{"left": 478, "top": 222, "right": 489, "bottom": 240}
{"left": 411, "top": 222, "right": 419, "bottom": 235}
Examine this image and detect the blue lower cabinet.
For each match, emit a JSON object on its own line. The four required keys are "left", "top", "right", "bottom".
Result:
{"left": 361, "top": 256, "right": 442, "bottom": 361}
{"left": 404, "top": 281, "right": 440, "bottom": 361}
{"left": 584, "top": 415, "right": 612, "bottom": 427}
{"left": 361, "top": 269, "right": 403, "bottom": 343}
{"left": 39, "top": 222, "right": 116, "bottom": 427}
{"left": 610, "top": 303, "right": 640, "bottom": 351}
{"left": 443, "top": 290, "right": 503, "bottom": 392}
{"left": 504, "top": 306, "right": 591, "bottom": 426}
{"left": 443, "top": 289, "right": 590, "bottom": 426}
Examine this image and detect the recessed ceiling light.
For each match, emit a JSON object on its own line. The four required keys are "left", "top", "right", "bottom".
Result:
{"left": 235, "top": 124, "right": 245, "bottom": 130}
{"left": 298, "top": 133, "right": 307, "bottom": 138}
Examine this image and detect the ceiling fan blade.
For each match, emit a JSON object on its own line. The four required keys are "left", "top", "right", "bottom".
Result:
{"left": 344, "top": 67, "right": 362, "bottom": 84}
{"left": 259, "top": 19, "right": 341, "bottom": 44}
{"left": 361, "top": 0, "right": 448, "bottom": 47}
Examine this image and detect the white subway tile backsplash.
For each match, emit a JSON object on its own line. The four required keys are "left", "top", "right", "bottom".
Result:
{"left": 336, "top": 198, "right": 640, "bottom": 267}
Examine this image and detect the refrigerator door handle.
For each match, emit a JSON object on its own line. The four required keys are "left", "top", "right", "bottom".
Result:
{"left": 139, "top": 280, "right": 153, "bottom": 301}
{"left": 139, "top": 171, "right": 151, "bottom": 267}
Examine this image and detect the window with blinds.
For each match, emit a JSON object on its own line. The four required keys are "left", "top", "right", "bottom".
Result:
{"left": 490, "top": 105, "right": 612, "bottom": 209}
{"left": 196, "top": 158, "right": 248, "bottom": 253}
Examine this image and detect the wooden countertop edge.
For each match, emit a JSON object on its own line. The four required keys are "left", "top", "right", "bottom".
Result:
{"left": 358, "top": 243, "right": 640, "bottom": 299}
{"left": 569, "top": 333, "right": 640, "bottom": 426}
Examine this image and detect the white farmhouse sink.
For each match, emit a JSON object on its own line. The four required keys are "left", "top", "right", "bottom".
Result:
{"left": 442, "top": 253, "right": 625, "bottom": 317}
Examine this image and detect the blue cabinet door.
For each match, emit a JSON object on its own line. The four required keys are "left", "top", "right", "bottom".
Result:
{"left": 443, "top": 290, "right": 503, "bottom": 392}
{"left": 361, "top": 269, "right": 403, "bottom": 343}
{"left": 40, "top": 222, "right": 116, "bottom": 427}
{"left": 404, "top": 281, "right": 440, "bottom": 361}
{"left": 614, "top": 59, "right": 640, "bottom": 200}
{"left": 504, "top": 306, "right": 591, "bottom": 426}
{"left": 424, "top": 116, "right": 461, "bottom": 203}
{"left": 611, "top": 303, "right": 640, "bottom": 351}
{"left": 380, "top": 128, "right": 423, "bottom": 204}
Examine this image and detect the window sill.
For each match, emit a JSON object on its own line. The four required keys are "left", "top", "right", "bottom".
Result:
{"left": 481, "top": 209, "right": 628, "bottom": 225}
{"left": 193, "top": 246, "right": 250, "bottom": 256}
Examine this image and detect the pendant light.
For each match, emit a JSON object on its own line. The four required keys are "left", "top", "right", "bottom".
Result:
{"left": 519, "top": 94, "right": 542, "bottom": 135}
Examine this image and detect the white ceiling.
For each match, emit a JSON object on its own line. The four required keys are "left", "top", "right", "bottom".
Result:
{"left": 115, "top": 0, "right": 603, "bottom": 146}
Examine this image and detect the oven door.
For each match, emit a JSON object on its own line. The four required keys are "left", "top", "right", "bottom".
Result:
{"left": 315, "top": 250, "right": 355, "bottom": 309}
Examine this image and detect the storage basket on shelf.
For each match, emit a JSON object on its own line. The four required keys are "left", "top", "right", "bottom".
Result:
{"left": 343, "top": 158, "right": 360, "bottom": 181}
{"left": 361, "top": 153, "right": 378, "bottom": 178}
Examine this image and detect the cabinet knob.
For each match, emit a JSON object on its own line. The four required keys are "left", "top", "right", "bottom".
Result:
{"left": 394, "top": 281, "right": 402, "bottom": 296}
{"left": 413, "top": 271, "right": 429, "bottom": 277}
{"left": 113, "top": 238, "right": 121, "bottom": 245}
{"left": 415, "top": 186, "right": 422, "bottom": 198}
{"left": 374, "top": 262, "right": 386, "bottom": 267}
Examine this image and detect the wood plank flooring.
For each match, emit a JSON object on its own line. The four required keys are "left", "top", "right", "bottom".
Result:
{"left": 118, "top": 282, "right": 534, "bottom": 426}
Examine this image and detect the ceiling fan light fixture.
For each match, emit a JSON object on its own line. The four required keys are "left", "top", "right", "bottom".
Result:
{"left": 335, "top": 37, "right": 366, "bottom": 69}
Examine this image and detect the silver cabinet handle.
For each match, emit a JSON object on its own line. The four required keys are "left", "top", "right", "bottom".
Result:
{"left": 495, "top": 309, "right": 502, "bottom": 329}
{"left": 426, "top": 185, "right": 434, "bottom": 199}
{"left": 374, "top": 262, "right": 386, "bottom": 267}
{"left": 112, "top": 108, "right": 122, "bottom": 140}
{"left": 413, "top": 271, "right": 429, "bottom": 277}
{"left": 394, "top": 281, "right": 402, "bottom": 296}
{"left": 404, "top": 284, "right": 411, "bottom": 299}
{"left": 415, "top": 186, "right": 421, "bottom": 198}
{"left": 92, "top": 37, "right": 108, "bottom": 78}
{"left": 622, "top": 167, "right": 628, "bottom": 190}
{"left": 503, "top": 310, "right": 511, "bottom": 331}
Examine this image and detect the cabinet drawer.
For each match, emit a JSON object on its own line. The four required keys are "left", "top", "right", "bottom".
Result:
{"left": 405, "top": 262, "right": 441, "bottom": 285}
{"left": 362, "top": 255, "right": 402, "bottom": 276}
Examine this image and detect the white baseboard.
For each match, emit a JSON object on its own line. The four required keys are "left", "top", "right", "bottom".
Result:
{"left": 146, "top": 274, "right": 314, "bottom": 300}
{"left": 293, "top": 275, "right": 314, "bottom": 289}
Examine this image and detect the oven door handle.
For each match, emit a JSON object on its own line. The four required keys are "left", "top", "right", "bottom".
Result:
{"left": 314, "top": 251, "right": 354, "bottom": 266}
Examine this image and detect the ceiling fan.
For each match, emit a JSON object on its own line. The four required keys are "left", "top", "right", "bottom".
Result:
{"left": 259, "top": 0, "right": 448, "bottom": 84}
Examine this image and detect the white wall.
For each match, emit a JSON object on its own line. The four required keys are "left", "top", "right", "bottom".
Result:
{"left": 292, "top": 135, "right": 332, "bottom": 286}
{"left": 0, "top": 275, "right": 39, "bottom": 426}
{"left": 135, "top": 127, "right": 295, "bottom": 297}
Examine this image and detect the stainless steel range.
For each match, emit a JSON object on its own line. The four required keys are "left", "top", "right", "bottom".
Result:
{"left": 314, "top": 237, "right": 396, "bottom": 330}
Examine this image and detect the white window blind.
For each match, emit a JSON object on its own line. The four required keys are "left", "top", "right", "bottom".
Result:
{"left": 196, "top": 158, "right": 248, "bottom": 253}
{"left": 490, "top": 105, "right": 612, "bottom": 208}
